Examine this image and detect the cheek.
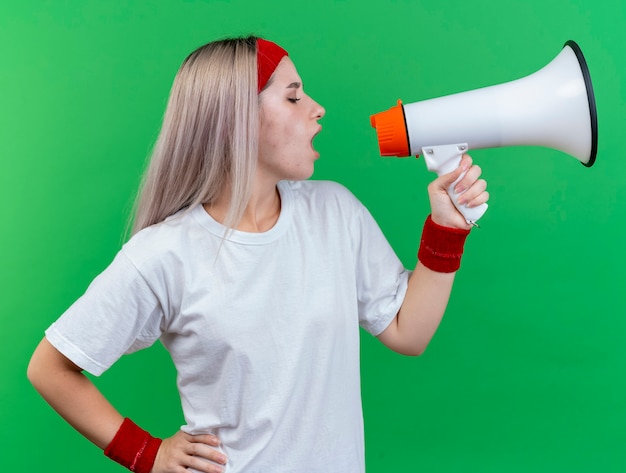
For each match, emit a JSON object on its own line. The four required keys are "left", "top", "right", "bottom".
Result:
{"left": 259, "top": 124, "right": 284, "bottom": 156}
{"left": 260, "top": 117, "right": 303, "bottom": 154}
{"left": 260, "top": 109, "right": 285, "bottom": 142}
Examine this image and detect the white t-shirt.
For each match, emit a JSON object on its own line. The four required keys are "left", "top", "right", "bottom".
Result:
{"left": 46, "top": 180, "right": 410, "bottom": 473}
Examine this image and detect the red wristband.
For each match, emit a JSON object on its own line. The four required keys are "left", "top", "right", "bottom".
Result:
{"left": 417, "top": 215, "right": 471, "bottom": 273}
{"left": 104, "top": 418, "right": 162, "bottom": 473}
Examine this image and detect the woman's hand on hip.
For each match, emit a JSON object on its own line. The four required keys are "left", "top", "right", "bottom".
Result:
{"left": 153, "top": 430, "right": 227, "bottom": 473}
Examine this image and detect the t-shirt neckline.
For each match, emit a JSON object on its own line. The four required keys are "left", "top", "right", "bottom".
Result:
{"left": 191, "top": 180, "right": 293, "bottom": 245}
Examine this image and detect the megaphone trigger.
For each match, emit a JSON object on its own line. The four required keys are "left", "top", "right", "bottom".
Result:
{"left": 422, "top": 144, "right": 489, "bottom": 225}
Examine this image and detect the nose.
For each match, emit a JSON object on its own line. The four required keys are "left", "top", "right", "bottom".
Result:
{"left": 311, "top": 98, "right": 325, "bottom": 120}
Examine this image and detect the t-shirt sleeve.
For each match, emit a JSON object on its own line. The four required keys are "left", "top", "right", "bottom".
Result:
{"left": 45, "top": 249, "right": 165, "bottom": 376}
{"left": 352, "top": 204, "right": 410, "bottom": 336}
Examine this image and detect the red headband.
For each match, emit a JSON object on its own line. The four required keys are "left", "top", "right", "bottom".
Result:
{"left": 257, "top": 38, "right": 288, "bottom": 93}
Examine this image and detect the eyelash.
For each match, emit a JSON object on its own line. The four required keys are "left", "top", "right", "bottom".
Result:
{"left": 287, "top": 98, "right": 301, "bottom": 104}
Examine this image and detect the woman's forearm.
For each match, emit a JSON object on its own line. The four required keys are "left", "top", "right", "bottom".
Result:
{"left": 377, "top": 262, "right": 456, "bottom": 356}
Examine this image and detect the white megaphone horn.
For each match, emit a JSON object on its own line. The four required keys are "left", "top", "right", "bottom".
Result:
{"left": 370, "top": 40, "right": 598, "bottom": 225}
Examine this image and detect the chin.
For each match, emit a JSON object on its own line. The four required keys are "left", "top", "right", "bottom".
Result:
{"left": 303, "top": 163, "right": 316, "bottom": 179}
{"left": 292, "top": 172, "right": 314, "bottom": 181}
{"left": 288, "top": 167, "right": 314, "bottom": 181}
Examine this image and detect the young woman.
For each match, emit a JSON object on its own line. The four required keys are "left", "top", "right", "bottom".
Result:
{"left": 28, "top": 36, "right": 488, "bottom": 473}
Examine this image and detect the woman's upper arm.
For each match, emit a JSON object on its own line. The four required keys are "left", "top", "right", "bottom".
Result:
{"left": 27, "top": 337, "right": 82, "bottom": 386}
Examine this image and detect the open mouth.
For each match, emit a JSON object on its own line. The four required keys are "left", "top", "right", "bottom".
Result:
{"left": 311, "top": 126, "right": 322, "bottom": 150}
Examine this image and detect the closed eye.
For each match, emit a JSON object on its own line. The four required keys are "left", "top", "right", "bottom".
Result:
{"left": 287, "top": 98, "right": 301, "bottom": 104}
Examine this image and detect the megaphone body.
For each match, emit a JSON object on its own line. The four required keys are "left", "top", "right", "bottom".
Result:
{"left": 370, "top": 40, "right": 598, "bottom": 225}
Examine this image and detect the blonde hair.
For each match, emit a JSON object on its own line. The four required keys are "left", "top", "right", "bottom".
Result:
{"left": 131, "top": 36, "right": 259, "bottom": 235}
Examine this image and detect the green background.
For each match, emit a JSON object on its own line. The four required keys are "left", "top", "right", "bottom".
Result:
{"left": 2, "top": 0, "right": 624, "bottom": 471}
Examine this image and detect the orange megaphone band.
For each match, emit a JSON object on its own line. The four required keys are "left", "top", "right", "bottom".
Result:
{"left": 370, "top": 100, "right": 411, "bottom": 157}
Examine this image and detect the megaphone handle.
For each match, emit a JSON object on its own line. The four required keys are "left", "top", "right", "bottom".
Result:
{"left": 421, "top": 144, "right": 488, "bottom": 225}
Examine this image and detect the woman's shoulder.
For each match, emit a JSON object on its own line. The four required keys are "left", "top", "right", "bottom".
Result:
{"left": 284, "top": 179, "right": 361, "bottom": 205}
{"left": 121, "top": 207, "right": 201, "bottom": 267}
{"left": 280, "top": 180, "right": 368, "bottom": 229}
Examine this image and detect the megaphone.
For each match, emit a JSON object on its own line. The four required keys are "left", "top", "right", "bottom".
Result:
{"left": 370, "top": 40, "right": 598, "bottom": 225}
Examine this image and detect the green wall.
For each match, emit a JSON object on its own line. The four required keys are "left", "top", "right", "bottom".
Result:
{"left": 2, "top": 0, "right": 625, "bottom": 471}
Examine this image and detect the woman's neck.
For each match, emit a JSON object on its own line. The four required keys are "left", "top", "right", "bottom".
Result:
{"left": 204, "top": 182, "right": 281, "bottom": 233}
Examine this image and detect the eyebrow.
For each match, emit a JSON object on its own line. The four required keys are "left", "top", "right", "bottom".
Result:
{"left": 286, "top": 81, "right": 302, "bottom": 89}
